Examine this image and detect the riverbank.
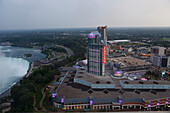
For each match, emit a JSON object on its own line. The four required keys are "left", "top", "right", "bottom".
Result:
{"left": 0, "top": 88, "right": 11, "bottom": 99}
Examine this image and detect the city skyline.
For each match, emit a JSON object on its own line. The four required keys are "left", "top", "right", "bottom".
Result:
{"left": 0, "top": 0, "right": 170, "bottom": 30}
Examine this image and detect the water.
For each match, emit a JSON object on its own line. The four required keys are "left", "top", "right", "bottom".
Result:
{"left": 0, "top": 46, "right": 46, "bottom": 62}
{"left": 0, "top": 46, "right": 46, "bottom": 95}
{"left": 0, "top": 56, "right": 29, "bottom": 94}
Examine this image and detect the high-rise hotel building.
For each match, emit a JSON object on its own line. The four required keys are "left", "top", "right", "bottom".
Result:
{"left": 87, "top": 26, "right": 107, "bottom": 76}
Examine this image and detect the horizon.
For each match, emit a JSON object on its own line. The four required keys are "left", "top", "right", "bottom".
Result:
{"left": 1, "top": 0, "right": 170, "bottom": 30}
{"left": 1, "top": 26, "right": 170, "bottom": 32}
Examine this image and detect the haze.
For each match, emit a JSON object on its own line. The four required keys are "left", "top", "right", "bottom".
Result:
{"left": 0, "top": 0, "right": 170, "bottom": 30}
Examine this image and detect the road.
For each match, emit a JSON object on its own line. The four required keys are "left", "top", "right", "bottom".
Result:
{"left": 55, "top": 44, "right": 74, "bottom": 57}
{"left": 40, "top": 44, "right": 73, "bottom": 66}
{"left": 26, "top": 62, "right": 34, "bottom": 77}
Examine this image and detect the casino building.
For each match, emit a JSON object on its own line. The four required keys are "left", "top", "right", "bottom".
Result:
{"left": 87, "top": 26, "right": 107, "bottom": 76}
{"left": 53, "top": 26, "right": 170, "bottom": 111}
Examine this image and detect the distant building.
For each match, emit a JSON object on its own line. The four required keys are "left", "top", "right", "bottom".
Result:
{"left": 151, "top": 46, "right": 165, "bottom": 56}
{"left": 152, "top": 55, "right": 161, "bottom": 67}
{"left": 151, "top": 46, "right": 166, "bottom": 63}
{"left": 108, "top": 57, "right": 150, "bottom": 75}
{"left": 108, "top": 40, "right": 131, "bottom": 43}
{"left": 161, "top": 56, "right": 170, "bottom": 67}
{"left": 152, "top": 55, "right": 170, "bottom": 67}
{"left": 165, "top": 47, "right": 170, "bottom": 56}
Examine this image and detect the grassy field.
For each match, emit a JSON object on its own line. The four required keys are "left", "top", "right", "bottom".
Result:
{"left": 162, "top": 37, "right": 170, "bottom": 41}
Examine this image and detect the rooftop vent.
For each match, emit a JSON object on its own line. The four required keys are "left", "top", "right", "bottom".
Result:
{"left": 139, "top": 81, "right": 144, "bottom": 84}
{"left": 106, "top": 81, "right": 111, "bottom": 84}
{"left": 96, "top": 81, "right": 100, "bottom": 84}
{"left": 135, "top": 90, "right": 140, "bottom": 94}
{"left": 151, "top": 90, "right": 157, "bottom": 95}
{"left": 125, "top": 81, "right": 129, "bottom": 84}
{"left": 104, "top": 90, "right": 109, "bottom": 94}
{"left": 88, "top": 90, "right": 93, "bottom": 94}
{"left": 153, "top": 81, "right": 158, "bottom": 84}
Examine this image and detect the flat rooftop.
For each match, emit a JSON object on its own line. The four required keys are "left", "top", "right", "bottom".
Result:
{"left": 109, "top": 57, "right": 150, "bottom": 67}
{"left": 57, "top": 70, "right": 170, "bottom": 101}
{"left": 57, "top": 72, "right": 125, "bottom": 99}
{"left": 74, "top": 68, "right": 114, "bottom": 84}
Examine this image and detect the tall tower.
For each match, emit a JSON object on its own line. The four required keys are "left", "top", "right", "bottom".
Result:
{"left": 87, "top": 26, "right": 107, "bottom": 76}
{"left": 97, "top": 26, "right": 107, "bottom": 47}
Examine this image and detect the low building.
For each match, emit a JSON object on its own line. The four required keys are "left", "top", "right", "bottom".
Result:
{"left": 53, "top": 68, "right": 170, "bottom": 111}
{"left": 108, "top": 57, "right": 151, "bottom": 75}
{"left": 151, "top": 55, "right": 170, "bottom": 67}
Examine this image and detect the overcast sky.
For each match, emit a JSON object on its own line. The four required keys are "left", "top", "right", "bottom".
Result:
{"left": 0, "top": 0, "right": 170, "bottom": 30}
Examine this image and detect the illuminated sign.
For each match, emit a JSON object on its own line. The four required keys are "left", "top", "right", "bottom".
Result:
{"left": 166, "top": 101, "right": 168, "bottom": 104}
{"left": 157, "top": 100, "right": 160, "bottom": 105}
{"left": 102, "top": 46, "right": 106, "bottom": 64}
{"left": 90, "top": 100, "right": 93, "bottom": 105}
{"left": 148, "top": 102, "right": 151, "bottom": 107}
{"left": 119, "top": 99, "right": 122, "bottom": 104}
{"left": 52, "top": 94, "right": 56, "bottom": 98}
{"left": 61, "top": 98, "right": 64, "bottom": 103}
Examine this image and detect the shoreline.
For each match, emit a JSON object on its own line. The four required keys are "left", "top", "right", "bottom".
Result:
{"left": 0, "top": 45, "right": 46, "bottom": 99}
{"left": 0, "top": 61, "right": 33, "bottom": 99}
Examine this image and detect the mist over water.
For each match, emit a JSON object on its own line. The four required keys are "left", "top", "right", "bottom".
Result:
{"left": 0, "top": 46, "right": 45, "bottom": 95}
{"left": 0, "top": 53, "right": 29, "bottom": 94}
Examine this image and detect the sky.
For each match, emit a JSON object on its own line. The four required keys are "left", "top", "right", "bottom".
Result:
{"left": 0, "top": 0, "right": 170, "bottom": 30}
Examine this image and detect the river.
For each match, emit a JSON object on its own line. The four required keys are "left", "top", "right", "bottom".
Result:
{"left": 0, "top": 46, "right": 46, "bottom": 95}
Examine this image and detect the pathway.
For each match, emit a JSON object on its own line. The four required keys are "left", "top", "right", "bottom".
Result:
{"left": 39, "top": 86, "right": 47, "bottom": 112}
{"left": 33, "top": 95, "right": 38, "bottom": 112}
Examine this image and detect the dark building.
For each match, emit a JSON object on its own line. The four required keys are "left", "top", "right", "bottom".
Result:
{"left": 162, "top": 56, "right": 170, "bottom": 67}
